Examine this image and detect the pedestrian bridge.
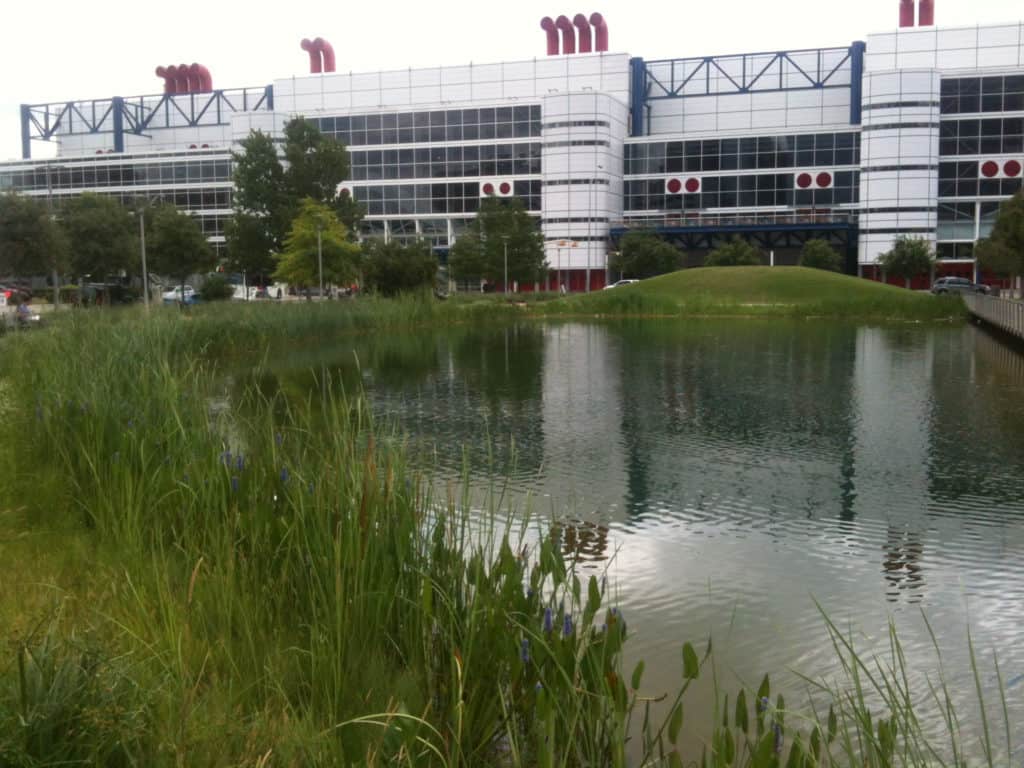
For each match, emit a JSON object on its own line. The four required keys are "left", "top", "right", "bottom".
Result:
{"left": 963, "top": 293, "right": 1024, "bottom": 343}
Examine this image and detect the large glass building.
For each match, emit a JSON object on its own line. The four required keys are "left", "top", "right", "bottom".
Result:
{"left": 2, "top": 3, "right": 1022, "bottom": 289}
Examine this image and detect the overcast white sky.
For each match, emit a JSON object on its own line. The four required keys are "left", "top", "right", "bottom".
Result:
{"left": 2, "top": 0, "right": 1022, "bottom": 161}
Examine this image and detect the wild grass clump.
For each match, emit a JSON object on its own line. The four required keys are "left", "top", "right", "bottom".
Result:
{"left": 0, "top": 307, "right": 1012, "bottom": 765}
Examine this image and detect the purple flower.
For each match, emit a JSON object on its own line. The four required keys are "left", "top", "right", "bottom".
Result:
{"left": 308, "top": 481, "right": 315, "bottom": 495}
{"left": 220, "top": 451, "right": 232, "bottom": 467}
{"left": 231, "top": 476, "right": 239, "bottom": 493}
{"left": 543, "top": 608, "right": 553, "bottom": 634}
{"left": 236, "top": 454, "right": 245, "bottom": 472}
{"left": 562, "top": 614, "right": 573, "bottom": 638}
{"left": 520, "top": 638, "right": 530, "bottom": 663}
{"left": 758, "top": 697, "right": 769, "bottom": 714}
{"left": 773, "top": 722, "right": 783, "bottom": 754}
{"left": 275, "top": 433, "right": 283, "bottom": 447}
{"left": 526, "top": 588, "right": 535, "bottom": 599}
{"left": 535, "top": 682, "right": 543, "bottom": 693}
{"left": 280, "top": 466, "right": 290, "bottom": 484}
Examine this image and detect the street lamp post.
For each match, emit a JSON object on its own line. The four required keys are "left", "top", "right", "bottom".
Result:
{"left": 501, "top": 235, "right": 509, "bottom": 294}
{"left": 316, "top": 224, "right": 324, "bottom": 300}
{"left": 45, "top": 164, "right": 65, "bottom": 309}
{"left": 137, "top": 208, "right": 150, "bottom": 310}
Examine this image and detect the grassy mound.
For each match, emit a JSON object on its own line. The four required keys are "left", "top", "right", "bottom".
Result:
{"left": 538, "top": 267, "right": 965, "bottom": 320}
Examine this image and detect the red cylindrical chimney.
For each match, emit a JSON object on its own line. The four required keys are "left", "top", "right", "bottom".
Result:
{"left": 899, "top": 0, "right": 915, "bottom": 27}
{"left": 314, "top": 37, "right": 336, "bottom": 72}
{"left": 555, "top": 15, "right": 575, "bottom": 54}
{"left": 189, "top": 63, "right": 213, "bottom": 92}
{"left": 186, "top": 67, "right": 202, "bottom": 93}
{"left": 173, "top": 63, "right": 191, "bottom": 93}
{"left": 919, "top": 0, "right": 934, "bottom": 25}
{"left": 155, "top": 66, "right": 176, "bottom": 94}
{"left": 589, "top": 12, "right": 609, "bottom": 52}
{"left": 573, "top": 14, "right": 593, "bottom": 53}
{"left": 301, "top": 38, "right": 322, "bottom": 73}
{"left": 540, "top": 17, "right": 559, "bottom": 56}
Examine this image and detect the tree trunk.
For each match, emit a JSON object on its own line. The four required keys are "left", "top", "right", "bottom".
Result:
{"left": 52, "top": 268, "right": 59, "bottom": 309}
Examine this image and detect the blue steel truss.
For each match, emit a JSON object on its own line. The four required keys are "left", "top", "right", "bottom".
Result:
{"left": 642, "top": 46, "right": 855, "bottom": 100}
{"left": 629, "top": 42, "right": 865, "bottom": 136}
{"left": 20, "top": 85, "right": 274, "bottom": 158}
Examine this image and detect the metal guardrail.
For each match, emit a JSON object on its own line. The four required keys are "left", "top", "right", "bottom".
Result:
{"left": 963, "top": 293, "right": 1024, "bottom": 341}
{"left": 613, "top": 211, "right": 857, "bottom": 230}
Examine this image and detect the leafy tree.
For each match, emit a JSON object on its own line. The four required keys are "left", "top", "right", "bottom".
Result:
{"left": 199, "top": 274, "right": 235, "bottom": 302}
{"left": 226, "top": 130, "right": 289, "bottom": 280}
{"left": 448, "top": 197, "right": 545, "bottom": 285}
{"left": 975, "top": 191, "right": 1024, "bottom": 286}
{"left": 147, "top": 204, "right": 214, "bottom": 297}
{"left": 227, "top": 119, "right": 361, "bottom": 280}
{"left": 60, "top": 193, "right": 137, "bottom": 281}
{"left": 878, "top": 236, "right": 934, "bottom": 288}
{"left": 273, "top": 199, "right": 361, "bottom": 288}
{"left": 610, "top": 231, "right": 680, "bottom": 279}
{"left": 0, "top": 193, "right": 69, "bottom": 304}
{"left": 283, "top": 118, "right": 351, "bottom": 207}
{"left": 705, "top": 237, "right": 763, "bottom": 267}
{"left": 799, "top": 239, "right": 843, "bottom": 272}
{"left": 362, "top": 239, "right": 438, "bottom": 296}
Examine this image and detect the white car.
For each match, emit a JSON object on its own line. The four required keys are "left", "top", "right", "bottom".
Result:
{"left": 162, "top": 285, "right": 196, "bottom": 302}
{"left": 604, "top": 279, "right": 640, "bottom": 290}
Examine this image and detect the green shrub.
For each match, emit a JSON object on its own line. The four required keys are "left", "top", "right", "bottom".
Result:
{"left": 705, "top": 237, "right": 763, "bottom": 267}
{"left": 199, "top": 274, "right": 234, "bottom": 302}
{"left": 800, "top": 239, "right": 843, "bottom": 272}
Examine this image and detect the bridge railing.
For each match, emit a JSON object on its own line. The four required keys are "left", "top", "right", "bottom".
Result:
{"left": 963, "top": 293, "right": 1024, "bottom": 341}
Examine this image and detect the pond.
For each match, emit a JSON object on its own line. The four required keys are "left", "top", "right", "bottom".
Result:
{"left": 240, "top": 318, "right": 1024, "bottom": 749}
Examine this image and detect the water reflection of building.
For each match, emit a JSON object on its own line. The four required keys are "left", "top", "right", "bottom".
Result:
{"left": 538, "top": 324, "right": 630, "bottom": 521}
{"left": 613, "top": 322, "right": 863, "bottom": 528}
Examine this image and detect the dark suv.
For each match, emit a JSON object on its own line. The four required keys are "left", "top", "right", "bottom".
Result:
{"left": 930, "top": 277, "right": 990, "bottom": 295}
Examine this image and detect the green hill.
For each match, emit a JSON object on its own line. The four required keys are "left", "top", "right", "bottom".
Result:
{"left": 538, "top": 267, "right": 965, "bottom": 320}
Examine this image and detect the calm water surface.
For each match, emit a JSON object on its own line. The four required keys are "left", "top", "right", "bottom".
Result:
{"left": 244, "top": 319, "right": 1024, "bottom": 749}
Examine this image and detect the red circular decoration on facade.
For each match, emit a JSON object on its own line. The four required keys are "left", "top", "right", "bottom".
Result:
{"left": 1004, "top": 159, "right": 1022, "bottom": 178}
{"left": 981, "top": 160, "right": 1000, "bottom": 178}
{"left": 482, "top": 182, "right": 495, "bottom": 195}
{"left": 816, "top": 172, "right": 833, "bottom": 188}
{"left": 339, "top": 188, "right": 350, "bottom": 198}
{"left": 499, "top": 181, "right": 512, "bottom": 195}
{"left": 666, "top": 178, "right": 682, "bottom": 194}
{"left": 684, "top": 177, "right": 700, "bottom": 193}
{"left": 796, "top": 173, "right": 813, "bottom": 189}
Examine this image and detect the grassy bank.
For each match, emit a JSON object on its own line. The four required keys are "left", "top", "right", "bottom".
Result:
{"left": 534, "top": 268, "right": 966, "bottom": 321}
{"left": 0, "top": 306, "right": 1010, "bottom": 766}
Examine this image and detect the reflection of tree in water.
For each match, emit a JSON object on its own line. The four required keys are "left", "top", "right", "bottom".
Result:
{"left": 883, "top": 525, "right": 925, "bottom": 603}
{"left": 551, "top": 518, "right": 610, "bottom": 565}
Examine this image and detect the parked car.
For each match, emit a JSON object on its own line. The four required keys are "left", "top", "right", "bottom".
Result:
{"left": 604, "top": 279, "right": 640, "bottom": 290}
{"left": 162, "top": 285, "right": 196, "bottom": 303}
{"left": 930, "top": 277, "right": 991, "bottom": 295}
